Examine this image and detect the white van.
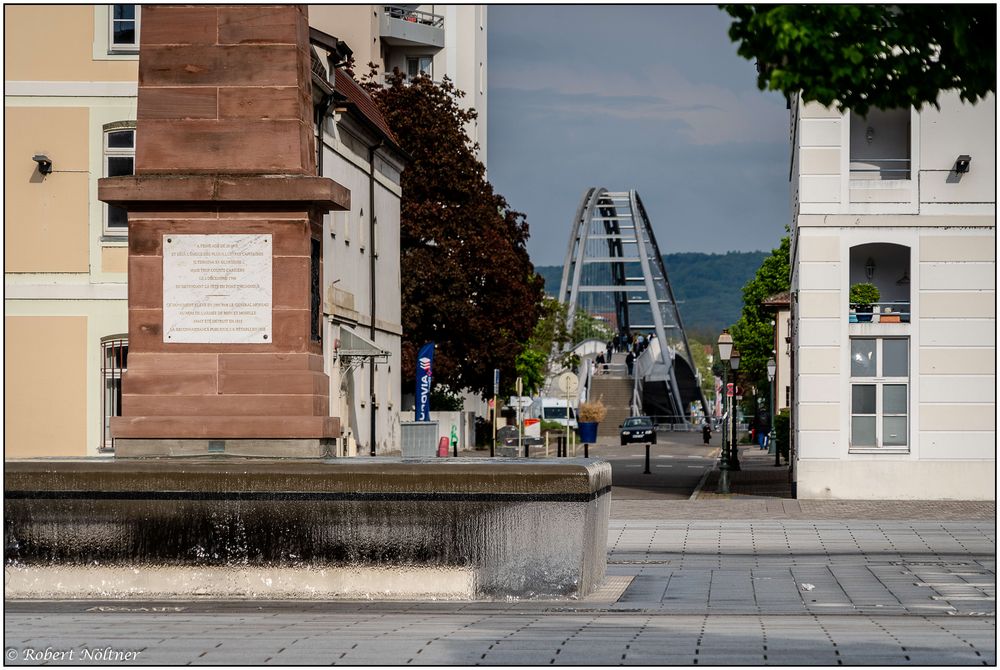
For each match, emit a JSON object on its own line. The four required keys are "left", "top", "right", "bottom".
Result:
{"left": 528, "top": 397, "right": 578, "bottom": 429}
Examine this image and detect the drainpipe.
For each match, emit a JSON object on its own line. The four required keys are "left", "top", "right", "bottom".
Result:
{"left": 315, "top": 93, "right": 335, "bottom": 174}
{"left": 368, "top": 139, "right": 383, "bottom": 457}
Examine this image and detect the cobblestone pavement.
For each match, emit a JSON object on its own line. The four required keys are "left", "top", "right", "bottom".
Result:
{"left": 5, "top": 519, "right": 994, "bottom": 665}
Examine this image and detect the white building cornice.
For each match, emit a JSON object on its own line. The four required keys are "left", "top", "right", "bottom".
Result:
{"left": 5, "top": 81, "right": 138, "bottom": 98}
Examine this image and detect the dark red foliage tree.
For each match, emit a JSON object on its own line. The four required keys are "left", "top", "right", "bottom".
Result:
{"left": 364, "top": 71, "right": 543, "bottom": 398}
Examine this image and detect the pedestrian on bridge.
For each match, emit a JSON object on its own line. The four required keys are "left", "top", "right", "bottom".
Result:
{"left": 625, "top": 351, "right": 635, "bottom": 376}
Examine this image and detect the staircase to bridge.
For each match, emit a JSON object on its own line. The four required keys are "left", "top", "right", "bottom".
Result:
{"left": 590, "top": 353, "right": 634, "bottom": 438}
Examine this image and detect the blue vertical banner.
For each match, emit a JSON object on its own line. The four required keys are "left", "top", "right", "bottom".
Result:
{"left": 415, "top": 342, "right": 435, "bottom": 421}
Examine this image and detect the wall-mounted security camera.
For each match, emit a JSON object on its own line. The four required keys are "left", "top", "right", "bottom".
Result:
{"left": 954, "top": 155, "right": 971, "bottom": 174}
{"left": 32, "top": 154, "right": 53, "bottom": 175}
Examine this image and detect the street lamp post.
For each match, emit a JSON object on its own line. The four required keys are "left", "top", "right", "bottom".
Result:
{"left": 716, "top": 330, "right": 733, "bottom": 494}
{"left": 767, "top": 357, "right": 778, "bottom": 466}
{"left": 730, "top": 348, "right": 741, "bottom": 472}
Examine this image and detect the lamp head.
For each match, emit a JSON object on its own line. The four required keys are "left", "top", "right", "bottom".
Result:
{"left": 730, "top": 348, "right": 741, "bottom": 371}
{"left": 717, "top": 329, "right": 733, "bottom": 362}
{"left": 955, "top": 155, "right": 971, "bottom": 173}
{"left": 766, "top": 357, "right": 776, "bottom": 380}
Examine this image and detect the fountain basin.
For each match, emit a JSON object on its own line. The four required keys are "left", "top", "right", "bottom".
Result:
{"left": 4, "top": 458, "right": 610, "bottom": 600}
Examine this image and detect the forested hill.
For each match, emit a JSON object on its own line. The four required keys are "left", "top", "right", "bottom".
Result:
{"left": 534, "top": 251, "right": 768, "bottom": 342}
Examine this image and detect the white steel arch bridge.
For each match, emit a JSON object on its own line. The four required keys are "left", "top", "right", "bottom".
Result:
{"left": 557, "top": 187, "right": 708, "bottom": 424}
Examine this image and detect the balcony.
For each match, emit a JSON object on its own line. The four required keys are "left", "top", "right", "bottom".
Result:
{"left": 848, "top": 242, "right": 911, "bottom": 325}
{"left": 380, "top": 5, "right": 445, "bottom": 49}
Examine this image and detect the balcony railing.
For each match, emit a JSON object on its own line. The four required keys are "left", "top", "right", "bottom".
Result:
{"left": 849, "top": 158, "right": 911, "bottom": 180}
{"left": 849, "top": 301, "right": 911, "bottom": 323}
{"left": 383, "top": 5, "right": 444, "bottom": 28}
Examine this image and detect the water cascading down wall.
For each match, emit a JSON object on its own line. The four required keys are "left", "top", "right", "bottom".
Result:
{"left": 3, "top": 4, "right": 610, "bottom": 600}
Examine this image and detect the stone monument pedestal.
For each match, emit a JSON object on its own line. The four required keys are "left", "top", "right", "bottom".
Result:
{"left": 98, "top": 6, "right": 350, "bottom": 456}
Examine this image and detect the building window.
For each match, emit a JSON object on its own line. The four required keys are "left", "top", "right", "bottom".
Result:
{"left": 849, "top": 108, "right": 911, "bottom": 180}
{"left": 104, "top": 123, "right": 135, "bottom": 234}
{"left": 850, "top": 337, "right": 908, "bottom": 450}
{"left": 109, "top": 4, "right": 140, "bottom": 52}
{"left": 406, "top": 56, "right": 433, "bottom": 80}
{"left": 101, "top": 336, "right": 128, "bottom": 451}
{"left": 848, "top": 243, "right": 911, "bottom": 322}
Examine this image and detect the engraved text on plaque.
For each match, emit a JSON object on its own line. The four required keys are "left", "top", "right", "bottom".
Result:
{"left": 162, "top": 234, "right": 272, "bottom": 343}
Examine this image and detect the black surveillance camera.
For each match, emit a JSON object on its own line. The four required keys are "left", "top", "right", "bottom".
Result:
{"left": 954, "top": 155, "right": 971, "bottom": 174}
{"left": 32, "top": 154, "right": 53, "bottom": 175}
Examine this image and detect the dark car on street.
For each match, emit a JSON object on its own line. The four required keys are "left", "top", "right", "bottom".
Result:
{"left": 619, "top": 416, "right": 657, "bottom": 446}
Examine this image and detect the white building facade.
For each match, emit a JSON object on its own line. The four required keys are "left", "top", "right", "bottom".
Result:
{"left": 309, "top": 4, "right": 488, "bottom": 167}
{"left": 789, "top": 91, "right": 996, "bottom": 499}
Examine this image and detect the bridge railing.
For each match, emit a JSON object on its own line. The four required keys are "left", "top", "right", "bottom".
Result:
{"left": 591, "top": 362, "right": 628, "bottom": 377}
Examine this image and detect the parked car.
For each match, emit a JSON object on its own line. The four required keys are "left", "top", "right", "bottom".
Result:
{"left": 619, "top": 416, "right": 657, "bottom": 446}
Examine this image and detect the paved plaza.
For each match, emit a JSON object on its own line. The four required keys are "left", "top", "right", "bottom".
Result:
{"left": 5, "top": 500, "right": 995, "bottom": 666}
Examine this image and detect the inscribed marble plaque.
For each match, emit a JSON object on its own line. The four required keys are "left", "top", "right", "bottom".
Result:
{"left": 162, "top": 234, "right": 272, "bottom": 343}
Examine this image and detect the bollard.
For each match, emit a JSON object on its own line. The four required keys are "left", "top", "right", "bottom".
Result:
{"left": 557, "top": 436, "right": 565, "bottom": 458}
{"left": 644, "top": 443, "right": 651, "bottom": 474}
{"left": 584, "top": 443, "right": 589, "bottom": 458}
{"left": 524, "top": 441, "right": 530, "bottom": 458}
{"left": 437, "top": 437, "right": 449, "bottom": 458}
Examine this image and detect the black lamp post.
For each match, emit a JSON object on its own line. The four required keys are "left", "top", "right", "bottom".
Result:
{"left": 767, "top": 357, "right": 779, "bottom": 467}
{"left": 729, "top": 348, "right": 741, "bottom": 471}
{"left": 716, "top": 330, "right": 733, "bottom": 494}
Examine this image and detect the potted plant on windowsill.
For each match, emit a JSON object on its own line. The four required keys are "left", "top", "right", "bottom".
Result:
{"left": 577, "top": 397, "right": 607, "bottom": 444}
{"left": 849, "top": 283, "right": 880, "bottom": 323}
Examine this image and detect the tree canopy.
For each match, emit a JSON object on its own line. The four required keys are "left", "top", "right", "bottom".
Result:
{"left": 365, "top": 72, "right": 543, "bottom": 399}
{"left": 723, "top": 5, "right": 996, "bottom": 115}
{"left": 729, "top": 235, "right": 790, "bottom": 388}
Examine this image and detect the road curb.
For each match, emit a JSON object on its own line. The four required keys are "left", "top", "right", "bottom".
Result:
{"left": 688, "top": 449, "right": 720, "bottom": 501}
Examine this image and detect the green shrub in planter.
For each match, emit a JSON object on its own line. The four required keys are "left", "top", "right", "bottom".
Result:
{"left": 850, "top": 283, "right": 880, "bottom": 322}
{"left": 849, "top": 282, "right": 880, "bottom": 307}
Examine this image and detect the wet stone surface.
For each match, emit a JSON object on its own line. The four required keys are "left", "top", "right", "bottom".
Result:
{"left": 4, "top": 518, "right": 995, "bottom": 665}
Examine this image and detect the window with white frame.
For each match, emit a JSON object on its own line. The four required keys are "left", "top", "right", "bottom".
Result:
{"left": 109, "top": 4, "right": 140, "bottom": 53}
{"left": 104, "top": 123, "right": 135, "bottom": 234}
{"left": 406, "top": 56, "right": 433, "bottom": 80}
{"left": 101, "top": 336, "right": 128, "bottom": 451}
{"left": 850, "top": 337, "right": 909, "bottom": 450}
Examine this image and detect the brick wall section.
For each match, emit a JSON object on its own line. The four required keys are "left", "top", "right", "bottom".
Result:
{"left": 135, "top": 5, "right": 315, "bottom": 175}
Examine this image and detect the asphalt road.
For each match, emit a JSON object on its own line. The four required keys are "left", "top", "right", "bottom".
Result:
{"left": 573, "top": 429, "right": 720, "bottom": 500}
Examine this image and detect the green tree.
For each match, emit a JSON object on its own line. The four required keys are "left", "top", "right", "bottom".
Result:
{"left": 514, "top": 297, "right": 615, "bottom": 396}
{"left": 365, "top": 71, "right": 544, "bottom": 398}
{"left": 514, "top": 297, "right": 569, "bottom": 396}
{"left": 729, "top": 235, "right": 790, "bottom": 388}
{"left": 571, "top": 310, "right": 613, "bottom": 346}
{"left": 723, "top": 5, "right": 996, "bottom": 115}
{"left": 687, "top": 338, "right": 715, "bottom": 398}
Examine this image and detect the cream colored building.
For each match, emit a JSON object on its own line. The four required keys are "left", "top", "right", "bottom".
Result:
{"left": 5, "top": 5, "right": 137, "bottom": 457}
{"left": 4, "top": 5, "right": 431, "bottom": 458}
{"left": 789, "top": 91, "right": 996, "bottom": 499}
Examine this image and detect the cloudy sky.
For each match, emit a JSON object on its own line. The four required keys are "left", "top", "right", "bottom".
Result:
{"left": 487, "top": 5, "right": 790, "bottom": 266}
